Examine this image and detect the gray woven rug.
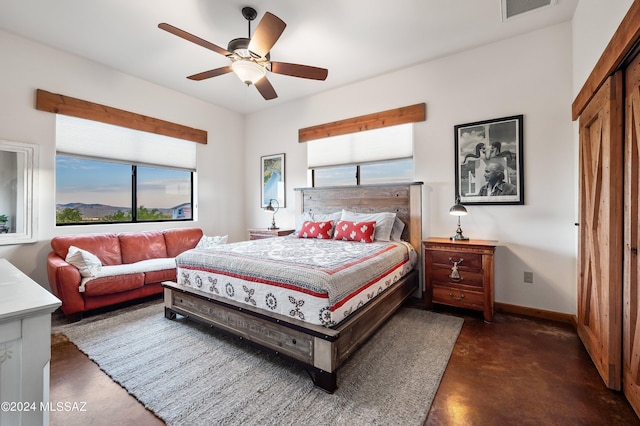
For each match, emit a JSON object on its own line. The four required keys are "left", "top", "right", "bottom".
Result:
{"left": 54, "top": 301, "right": 463, "bottom": 426}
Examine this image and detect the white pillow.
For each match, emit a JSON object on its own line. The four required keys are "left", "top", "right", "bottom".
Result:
{"left": 196, "top": 235, "right": 228, "bottom": 249}
{"left": 390, "top": 217, "right": 406, "bottom": 241}
{"left": 65, "top": 245, "right": 102, "bottom": 278}
{"left": 340, "top": 209, "right": 396, "bottom": 242}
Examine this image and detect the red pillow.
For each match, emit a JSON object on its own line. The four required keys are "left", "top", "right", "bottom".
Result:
{"left": 298, "top": 220, "right": 334, "bottom": 239}
{"left": 333, "top": 220, "right": 376, "bottom": 243}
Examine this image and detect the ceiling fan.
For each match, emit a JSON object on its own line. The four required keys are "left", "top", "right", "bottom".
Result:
{"left": 158, "top": 7, "right": 328, "bottom": 100}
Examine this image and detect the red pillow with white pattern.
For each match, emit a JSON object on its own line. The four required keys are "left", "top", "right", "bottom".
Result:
{"left": 333, "top": 220, "right": 376, "bottom": 243}
{"left": 297, "top": 220, "right": 334, "bottom": 239}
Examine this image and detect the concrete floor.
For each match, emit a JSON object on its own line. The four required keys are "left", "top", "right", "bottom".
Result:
{"left": 49, "top": 301, "right": 640, "bottom": 425}
{"left": 425, "top": 306, "right": 639, "bottom": 425}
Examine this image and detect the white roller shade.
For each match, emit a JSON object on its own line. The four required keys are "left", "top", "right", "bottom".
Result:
{"left": 307, "top": 123, "right": 413, "bottom": 168}
{"left": 56, "top": 115, "right": 196, "bottom": 170}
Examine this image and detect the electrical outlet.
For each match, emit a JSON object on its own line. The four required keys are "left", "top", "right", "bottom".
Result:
{"left": 524, "top": 271, "right": 534, "bottom": 284}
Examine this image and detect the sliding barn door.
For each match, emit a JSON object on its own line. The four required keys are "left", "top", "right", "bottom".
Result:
{"left": 624, "top": 52, "right": 640, "bottom": 414}
{"left": 577, "top": 71, "right": 624, "bottom": 390}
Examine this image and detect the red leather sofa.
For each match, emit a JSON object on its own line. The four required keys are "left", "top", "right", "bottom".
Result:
{"left": 47, "top": 227, "right": 202, "bottom": 320}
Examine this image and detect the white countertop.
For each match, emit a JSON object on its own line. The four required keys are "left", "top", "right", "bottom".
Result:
{"left": 0, "top": 258, "right": 61, "bottom": 322}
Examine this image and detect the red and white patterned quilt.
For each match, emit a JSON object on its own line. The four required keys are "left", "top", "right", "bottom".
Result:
{"left": 174, "top": 236, "right": 417, "bottom": 327}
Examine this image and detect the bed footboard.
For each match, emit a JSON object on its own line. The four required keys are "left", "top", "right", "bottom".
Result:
{"left": 162, "top": 269, "right": 417, "bottom": 393}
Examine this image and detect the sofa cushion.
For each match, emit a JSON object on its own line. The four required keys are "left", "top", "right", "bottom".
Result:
{"left": 145, "top": 268, "right": 176, "bottom": 284}
{"left": 164, "top": 228, "right": 203, "bottom": 257}
{"left": 119, "top": 231, "right": 167, "bottom": 263}
{"left": 51, "top": 233, "right": 122, "bottom": 266}
{"left": 83, "top": 273, "right": 145, "bottom": 296}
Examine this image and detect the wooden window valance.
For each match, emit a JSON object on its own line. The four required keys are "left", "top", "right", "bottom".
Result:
{"left": 35, "top": 89, "right": 207, "bottom": 144}
{"left": 298, "top": 103, "right": 426, "bottom": 143}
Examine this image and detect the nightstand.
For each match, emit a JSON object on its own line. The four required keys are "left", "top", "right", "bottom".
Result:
{"left": 423, "top": 237, "right": 497, "bottom": 322}
{"left": 248, "top": 228, "right": 295, "bottom": 240}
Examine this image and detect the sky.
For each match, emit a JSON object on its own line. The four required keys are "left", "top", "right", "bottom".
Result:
{"left": 56, "top": 156, "right": 191, "bottom": 209}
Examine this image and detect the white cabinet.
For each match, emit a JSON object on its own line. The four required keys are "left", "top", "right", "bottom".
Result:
{"left": 0, "top": 259, "right": 61, "bottom": 426}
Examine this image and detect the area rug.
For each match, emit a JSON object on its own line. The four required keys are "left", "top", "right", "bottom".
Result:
{"left": 54, "top": 302, "right": 463, "bottom": 426}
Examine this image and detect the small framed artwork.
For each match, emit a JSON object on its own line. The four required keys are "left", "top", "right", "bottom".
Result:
{"left": 260, "top": 153, "right": 286, "bottom": 208}
{"left": 454, "top": 115, "right": 524, "bottom": 205}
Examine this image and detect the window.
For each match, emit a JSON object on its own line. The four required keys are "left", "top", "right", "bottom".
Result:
{"left": 312, "top": 159, "right": 413, "bottom": 187}
{"left": 360, "top": 158, "right": 414, "bottom": 184}
{"left": 55, "top": 115, "right": 196, "bottom": 226}
{"left": 136, "top": 166, "right": 192, "bottom": 221}
{"left": 308, "top": 124, "right": 414, "bottom": 187}
{"left": 56, "top": 157, "right": 192, "bottom": 224}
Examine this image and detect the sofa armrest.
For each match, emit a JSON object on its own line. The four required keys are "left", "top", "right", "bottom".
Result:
{"left": 47, "top": 252, "right": 85, "bottom": 315}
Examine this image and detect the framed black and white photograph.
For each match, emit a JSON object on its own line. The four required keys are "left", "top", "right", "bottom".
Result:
{"left": 454, "top": 115, "right": 524, "bottom": 205}
{"left": 260, "top": 153, "right": 286, "bottom": 208}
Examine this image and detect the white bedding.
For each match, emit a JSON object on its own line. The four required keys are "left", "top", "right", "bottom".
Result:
{"left": 174, "top": 236, "right": 417, "bottom": 327}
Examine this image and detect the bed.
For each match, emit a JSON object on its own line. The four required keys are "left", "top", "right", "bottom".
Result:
{"left": 162, "top": 182, "right": 423, "bottom": 392}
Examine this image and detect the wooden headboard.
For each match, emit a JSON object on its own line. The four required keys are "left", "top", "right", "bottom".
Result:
{"left": 294, "top": 182, "right": 423, "bottom": 253}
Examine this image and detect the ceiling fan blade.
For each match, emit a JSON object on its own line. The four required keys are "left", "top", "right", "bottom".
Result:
{"left": 158, "top": 23, "right": 231, "bottom": 56}
{"left": 270, "top": 62, "right": 328, "bottom": 81}
{"left": 255, "top": 77, "right": 278, "bottom": 100}
{"left": 248, "top": 12, "right": 286, "bottom": 58}
{"left": 187, "top": 66, "right": 233, "bottom": 81}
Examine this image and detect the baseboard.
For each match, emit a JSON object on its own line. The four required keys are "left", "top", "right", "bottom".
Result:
{"left": 495, "top": 302, "right": 577, "bottom": 327}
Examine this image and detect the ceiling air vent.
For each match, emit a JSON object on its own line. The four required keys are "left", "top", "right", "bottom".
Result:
{"left": 501, "top": 0, "right": 556, "bottom": 21}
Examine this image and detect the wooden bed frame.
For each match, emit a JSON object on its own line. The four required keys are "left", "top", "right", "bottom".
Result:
{"left": 162, "top": 182, "right": 423, "bottom": 393}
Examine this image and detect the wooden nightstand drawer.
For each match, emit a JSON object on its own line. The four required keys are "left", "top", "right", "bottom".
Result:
{"left": 423, "top": 237, "right": 497, "bottom": 322}
{"left": 432, "top": 285, "right": 484, "bottom": 310}
{"left": 430, "top": 250, "right": 483, "bottom": 271}
{"left": 431, "top": 266, "right": 484, "bottom": 288}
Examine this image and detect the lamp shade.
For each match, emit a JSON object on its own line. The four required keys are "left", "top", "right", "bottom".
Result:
{"left": 449, "top": 197, "right": 467, "bottom": 216}
{"left": 231, "top": 60, "right": 266, "bottom": 84}
{"left": 449, "top": 203, "right": 468, "bottom": 216}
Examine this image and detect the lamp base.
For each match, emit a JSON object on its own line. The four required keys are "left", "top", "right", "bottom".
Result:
{"left": 450, "top": 224, "right": 469, "bottom": 241}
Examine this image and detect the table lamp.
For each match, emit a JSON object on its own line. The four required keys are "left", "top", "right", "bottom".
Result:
{"left": 264, "top": 199, "right": 279, "bottom": 230}
{"left": 449, "top": 196, "right": 469, "bottom": 241}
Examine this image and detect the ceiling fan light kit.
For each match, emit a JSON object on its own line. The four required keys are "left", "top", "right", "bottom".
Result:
{"left": 231, "top": 60, "right": 266, "bottom": 84}
{"left": 158, "top": 6, "right": 328, "bottom": 100}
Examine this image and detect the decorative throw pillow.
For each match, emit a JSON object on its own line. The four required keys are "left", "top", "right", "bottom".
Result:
{"left": 298, "top": 220, "right": 334, "bottom": 239}
{"left": 333, "top": 220, "right": 376, "bottom": 243}
{"left": 196, "top": 235, "right": 228, "bottom": 249}
{"left": 65, "top": 245, "right": 102, "bottom": 278}
{"left": 340, "top": 210, "right": 396, "bottom": 242}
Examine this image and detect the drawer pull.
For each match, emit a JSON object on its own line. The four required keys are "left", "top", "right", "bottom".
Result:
{"left": 449, "top": 292, "right": 465, "bottom": 301}
{"left": 449, "top": 257, "right": 464, "bottom": 281}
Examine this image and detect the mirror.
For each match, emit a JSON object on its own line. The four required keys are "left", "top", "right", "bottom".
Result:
{"left": 0, "top": 140, "right": 37, "bottom": 245}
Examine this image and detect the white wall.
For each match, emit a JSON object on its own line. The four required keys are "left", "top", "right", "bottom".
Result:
{"left": 245, "top": 23, "right": 577, "bottom": 314}
{"left": 0, "top": 29, "right": 245, "bottom": 289}
{"left": 572, "top": 0, "right": 633, "bottom": 97}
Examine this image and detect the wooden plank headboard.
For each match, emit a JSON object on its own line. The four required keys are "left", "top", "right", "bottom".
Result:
{"left": 294, "top": 182, "right": 423, "bottom": 253}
